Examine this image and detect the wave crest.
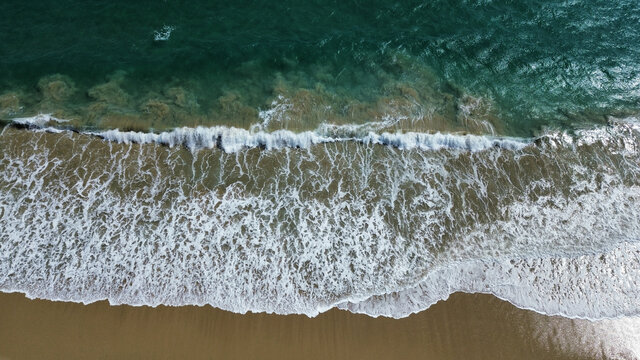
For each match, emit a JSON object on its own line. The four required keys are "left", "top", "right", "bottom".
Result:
{"left": 12, "top": 113, "right": 527, "bottom": 152}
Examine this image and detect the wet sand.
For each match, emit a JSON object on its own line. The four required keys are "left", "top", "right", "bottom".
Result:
{"left": 1, "top": 291, "right": 634, "bottom": 360}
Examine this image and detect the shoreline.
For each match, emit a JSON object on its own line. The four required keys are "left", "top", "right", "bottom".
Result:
{"left": 1, "top": 291, "right": 636, "bottom": 359}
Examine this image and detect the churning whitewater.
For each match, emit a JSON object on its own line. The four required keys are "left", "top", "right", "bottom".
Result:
{"left": 1, "top": 118, "right": 639, "bottom": 319}
{"left": 13, "top": 114, "right": 528, "bottom": 152}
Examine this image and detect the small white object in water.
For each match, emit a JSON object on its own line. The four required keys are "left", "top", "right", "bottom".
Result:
{"left": 153, "top": 25, "right": 175, "bottom": 41}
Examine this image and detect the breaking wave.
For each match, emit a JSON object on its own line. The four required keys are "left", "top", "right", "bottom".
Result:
{"left": 12, "top": 114, "right": 527, "bottom": 152}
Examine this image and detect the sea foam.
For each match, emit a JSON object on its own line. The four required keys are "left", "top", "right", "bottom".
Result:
{"left": 1, "top": 117, "right": 639, "bottom": 321}
{"left": 12, "top": 113, "right": 528, "bottom": 152}
{"left": 153, "top": 25, "right": 175, "bottom": 41}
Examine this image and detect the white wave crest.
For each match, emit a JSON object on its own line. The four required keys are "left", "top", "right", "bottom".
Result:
{"left": 11, "top": 114, "right": 529, "bottom": 152}
{"left": 12, "top": 113, "right": 68, "bottom": 127}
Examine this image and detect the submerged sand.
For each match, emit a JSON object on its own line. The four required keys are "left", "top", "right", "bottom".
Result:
{"left": 0, "top": 291, "right": 636, "bottom": 360}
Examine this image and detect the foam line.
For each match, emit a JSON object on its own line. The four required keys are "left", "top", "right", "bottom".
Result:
{"left": 12, "top": 114, "right": 529, "bottom": 152}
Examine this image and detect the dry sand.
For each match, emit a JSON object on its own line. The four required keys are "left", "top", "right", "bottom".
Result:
{"left": 0, "top": 291, "right": 635, "bottom": 360}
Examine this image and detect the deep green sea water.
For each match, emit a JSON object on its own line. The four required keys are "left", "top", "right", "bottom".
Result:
{"left": 2, "top": 0, "right": 639, "bottom": 134}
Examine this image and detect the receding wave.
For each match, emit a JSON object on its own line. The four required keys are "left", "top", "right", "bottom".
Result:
{"left": 1, "top": 118, "right": 639, "bottom": 319}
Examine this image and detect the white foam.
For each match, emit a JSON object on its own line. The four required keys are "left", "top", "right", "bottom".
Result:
{"left": 95, "top": 127, "right": 530, "bottom": 153}
{"left": 362, "top": 131, "right": 525, "bottom": 151}
{"left": 153, "top": 25, "right": 175, "bottom": 41}
{"left": 255, "top": 95, "right": 293, "bottom": 131}
{"left": 12, "top": 114, "right": 529, "bottom": 153}
{"left": 337, "top": 239, "right": 640, "bottom": 320}
{"left": 94, "top": 127, "right": 334, "bottom": 153}
{"left": 1, "top": 117, "right": 639, "bottom": 332}
{"left": 12, "top": 113, "right": 68, "bottom": 127}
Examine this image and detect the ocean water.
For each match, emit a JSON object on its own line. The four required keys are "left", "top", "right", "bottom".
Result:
{"left": 1, "top": 0, "right": 640, "bottom": 326}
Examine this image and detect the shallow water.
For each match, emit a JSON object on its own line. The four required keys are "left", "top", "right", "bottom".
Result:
{"left": 1, "top": 119, "right": 639, "bottom": 319}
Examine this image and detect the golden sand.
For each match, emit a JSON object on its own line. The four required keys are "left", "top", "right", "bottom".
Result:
{"left": 0, "top": 291, "right": 627, "bottom": 360}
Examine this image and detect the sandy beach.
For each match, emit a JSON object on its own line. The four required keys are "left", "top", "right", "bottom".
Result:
{"left": 1, "top": 291, "right": 636, "bottom": 360}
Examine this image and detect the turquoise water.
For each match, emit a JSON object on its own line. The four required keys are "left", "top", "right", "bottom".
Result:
{"left": 2, "top": 0, "right": 640, "bottom": 134}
